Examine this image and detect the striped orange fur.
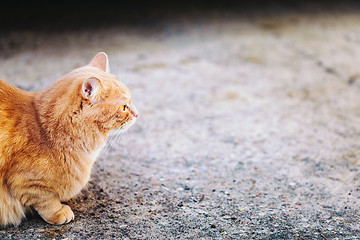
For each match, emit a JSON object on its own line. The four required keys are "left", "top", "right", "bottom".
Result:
{"left": 0, "top": 52, "right": 138, "bottom": 226}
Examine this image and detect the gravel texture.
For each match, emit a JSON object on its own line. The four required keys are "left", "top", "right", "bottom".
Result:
{"left": 1, "top": 2, "right": 360, "bottom": 239}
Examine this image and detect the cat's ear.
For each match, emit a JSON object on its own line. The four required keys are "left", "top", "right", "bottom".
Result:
{"left": 82, "top": 77, "right": 101, "bottom": 102}
{"left": 88, "top": 52, "right": 110, "bottom": 73}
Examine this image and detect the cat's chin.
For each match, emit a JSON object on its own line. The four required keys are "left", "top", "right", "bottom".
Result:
{"left": 109, "top": 119, "right": 136, "bottom": 136}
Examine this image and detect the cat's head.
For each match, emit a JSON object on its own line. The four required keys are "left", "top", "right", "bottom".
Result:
{"left": 40, "top": 52, "right": 138, "bottom": 136}
{"left": 77, "top": 52, "right": 138, "bottom": 133}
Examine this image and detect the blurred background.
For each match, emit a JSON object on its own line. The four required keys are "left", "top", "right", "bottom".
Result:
{"left": 2, "top": 0, "right": 360, "bottom": 54}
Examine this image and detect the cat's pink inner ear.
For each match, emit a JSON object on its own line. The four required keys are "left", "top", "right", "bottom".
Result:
{"left": 82, "top": 77, "right": 101, "bottom": 102}
{"left": 88, "top": 52, "right": 110, "bottom": 73}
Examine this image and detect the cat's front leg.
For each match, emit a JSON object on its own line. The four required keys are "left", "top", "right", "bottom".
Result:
{"left": 32, "top": 195, "right": 74, "bottom": 225}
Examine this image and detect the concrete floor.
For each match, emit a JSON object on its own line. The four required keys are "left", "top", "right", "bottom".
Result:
{"left": 1, "top": 3, "right": 360, "bottom": 239}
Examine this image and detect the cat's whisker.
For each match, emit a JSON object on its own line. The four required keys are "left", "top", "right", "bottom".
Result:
{"left": 100, "top": 128, "right": 115, "bottom": 161}
{"left": 117, "top": 57, "right": 128, "bottom": 86}
{"left": 107, "top": 129, "right": 122, "bottom": 153}
{"left": 103, "top": 128, "right": 122, "bottom": 161}
{"left": 100, "top": 137, "right": 112, "bottom": 161}
{"left": 115, "top": 128, "right": 124, "bottom": 145}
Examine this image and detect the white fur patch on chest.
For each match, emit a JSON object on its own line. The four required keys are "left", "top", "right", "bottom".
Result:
{"left": 89, "top": 144, "right": 105, "bottom": 162}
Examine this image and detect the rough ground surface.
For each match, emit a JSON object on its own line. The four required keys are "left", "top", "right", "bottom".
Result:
{"left": 1, "top": 3, "right": 360, "bottom": 239}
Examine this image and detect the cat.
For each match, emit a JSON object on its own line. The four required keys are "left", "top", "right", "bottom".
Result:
{"left": 0, "top": 52, "right": 138, "bottom": 226}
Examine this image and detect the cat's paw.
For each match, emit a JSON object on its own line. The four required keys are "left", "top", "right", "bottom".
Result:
{"left": 44, "top": 204, "right": 74, "bottom": 225}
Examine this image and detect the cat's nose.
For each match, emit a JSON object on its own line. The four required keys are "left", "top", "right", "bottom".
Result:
{"left": 128, "top": 104, "right": 138, "bottom": 118}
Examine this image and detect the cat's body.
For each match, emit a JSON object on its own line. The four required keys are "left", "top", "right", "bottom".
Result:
{"left": 0, "top": 52, "right": 138, "bottom": 226}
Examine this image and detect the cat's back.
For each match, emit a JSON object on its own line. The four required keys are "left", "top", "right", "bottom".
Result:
{"left": 0, "top": 79, "right": 19, "bottom": 126}
{"left": 0, "top": 79, "right": 36, "bottom": 153}
{"left": 0, "top": 79, "right": 33, "bottom": 124}
{"left": 0, "top": 78, "right": 31, "bottom": 102}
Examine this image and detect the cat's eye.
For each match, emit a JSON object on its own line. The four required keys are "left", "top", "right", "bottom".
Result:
{"left": 122, "top": 104, "right": 127, "bottom": 111}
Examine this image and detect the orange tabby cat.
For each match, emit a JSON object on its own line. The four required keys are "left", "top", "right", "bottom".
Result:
{"left": 0, "top": 52, "right": 138, "bottom": 226}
